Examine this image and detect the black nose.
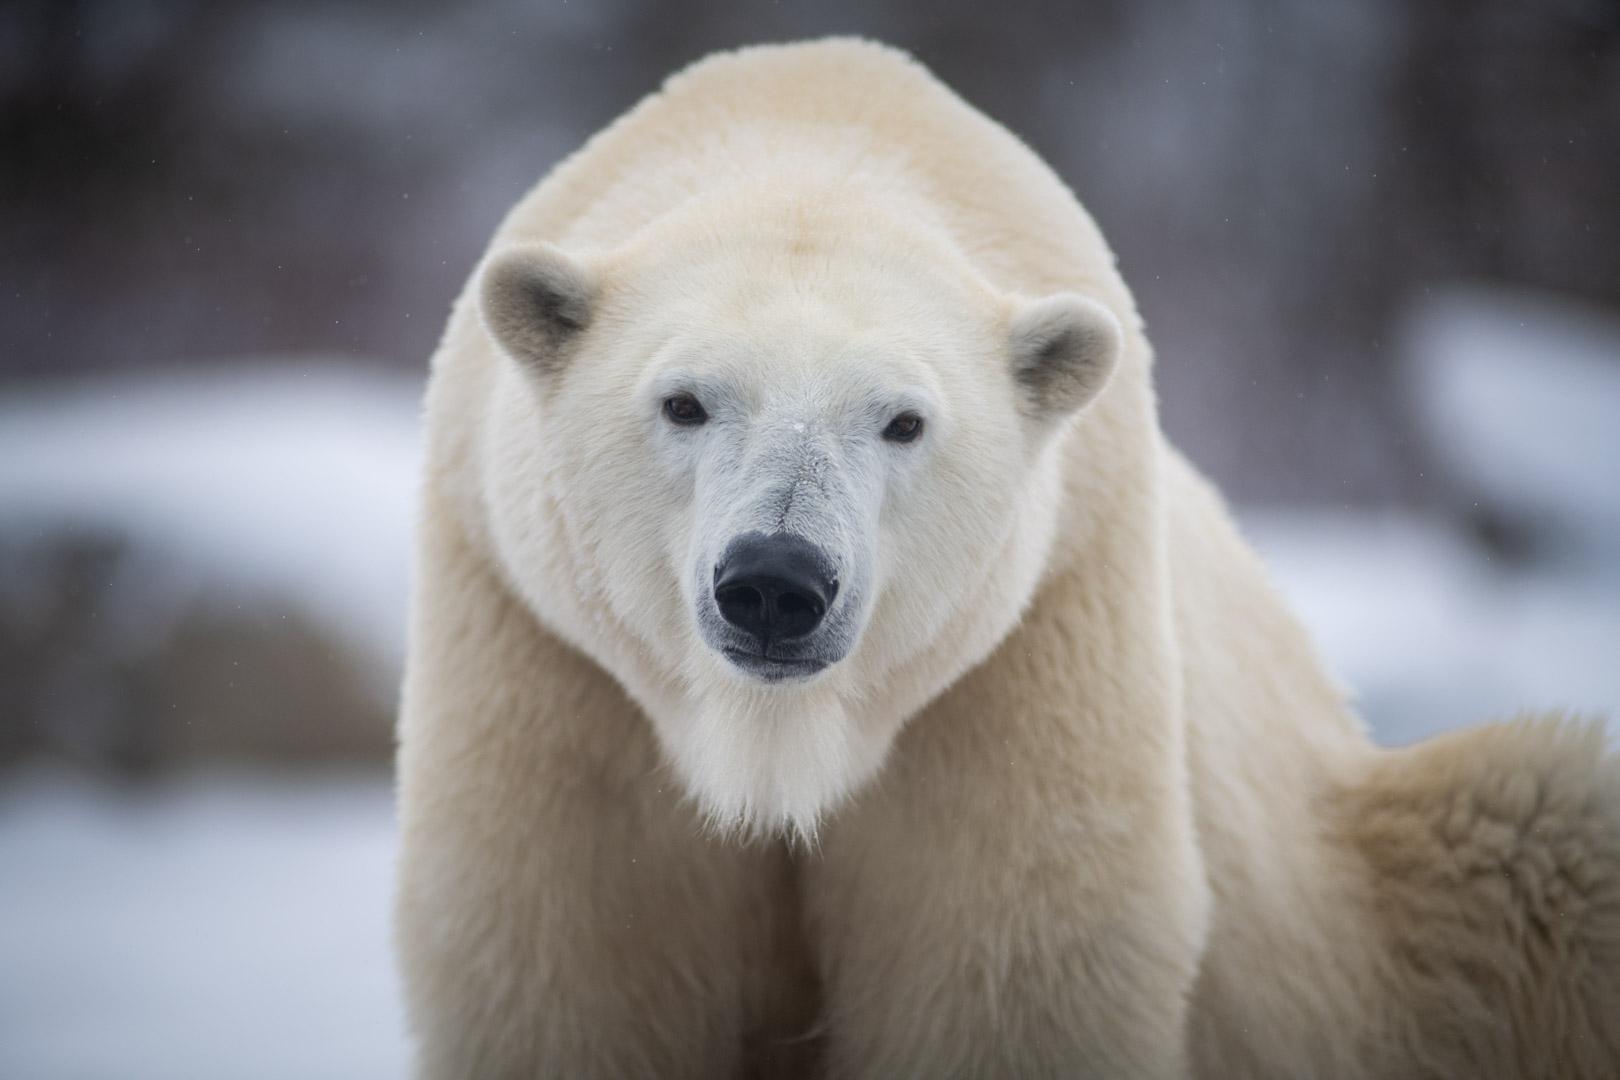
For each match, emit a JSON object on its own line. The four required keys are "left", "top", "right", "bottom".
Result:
{"left": 713, "top": 532, "right": 838, "bottom": 643}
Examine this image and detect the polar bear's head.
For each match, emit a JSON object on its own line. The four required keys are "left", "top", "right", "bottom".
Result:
{"left": 478, "top": 198, "right": 1121, "bottom": 839}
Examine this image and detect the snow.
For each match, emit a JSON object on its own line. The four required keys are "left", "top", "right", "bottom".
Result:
{"left": 0, "top": 767, "right": 407, "bottom": 1080}
{"left": 1401, "top": 285, "right": 1620, "bottom": 548}
{"left": 1245, "top": 510, "right": 1619, "bottom": 745}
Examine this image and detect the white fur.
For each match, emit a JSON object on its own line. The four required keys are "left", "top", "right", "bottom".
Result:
{"left": 396, "top": 39, "right": 1620, "bottom": 1079}
{"left": 475, "top": 187, "right": 1079, "bottom": 839}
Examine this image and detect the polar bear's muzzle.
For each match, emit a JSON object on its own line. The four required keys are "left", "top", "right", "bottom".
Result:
{"left": 701, "top": 530, "right": 853, "bottom": 682}
{"left": 684, "top": 415, "right": 875, "bottom": 684}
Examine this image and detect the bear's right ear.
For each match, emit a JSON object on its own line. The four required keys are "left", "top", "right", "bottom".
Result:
{"left": 478, "top": 243, "right": 596, "bottom": 377}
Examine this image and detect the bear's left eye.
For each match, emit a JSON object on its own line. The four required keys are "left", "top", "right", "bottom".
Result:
{"left": 663, "top": 393, "right": 708, "bottom": 426}
{"left": 882, "top": 411, "right": 924, "bottom": 444}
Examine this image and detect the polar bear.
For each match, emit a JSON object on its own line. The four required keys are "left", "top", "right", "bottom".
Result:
{"left": 394, "top": 38, "right": 1620, "bottom": 1079}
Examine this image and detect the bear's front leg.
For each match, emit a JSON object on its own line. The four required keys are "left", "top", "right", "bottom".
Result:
{"left": 395, "top": 527, "right": 818, "bottom": 1079}
{"left": 806, "top": 588, "right": 1209, "bottom": 1079}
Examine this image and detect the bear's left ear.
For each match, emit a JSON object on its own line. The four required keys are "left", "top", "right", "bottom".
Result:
{"left": 1007, "top": 293, "right": 1123, "bottom": 421}
{"left": 479, "top": 242, "right": 596, "bottom": 378}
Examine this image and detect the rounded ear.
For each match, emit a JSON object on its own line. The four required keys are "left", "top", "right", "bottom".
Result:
{"left": 478, "top": 242, "right": 595, "bottom": 377}
{"left": 1008, "top": 293, "right": 1123, "bottom": 420}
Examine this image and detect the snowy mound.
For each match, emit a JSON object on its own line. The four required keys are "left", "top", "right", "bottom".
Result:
{"left": 0, "top": 363, "right": 422, "bottom": 677}
{"left": 0, "top": 364, "right": 422, "bottom": 766}
{"left": 1244, "top": 510, "right": 1620, "bottom": 745}
{"left": 1402, "top": 285, "right": 1620, "bottom": 550}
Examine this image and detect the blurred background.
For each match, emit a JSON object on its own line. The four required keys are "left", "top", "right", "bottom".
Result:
{"left": 2, "top": 1, "right": 1616, "bottom": 1076}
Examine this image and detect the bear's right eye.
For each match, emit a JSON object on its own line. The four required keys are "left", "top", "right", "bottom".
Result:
{"left": 882, "top": 411, "right": 924, "bottom": 444}
{"left": 663, "top": 393, "right": 708, "bottom": 426}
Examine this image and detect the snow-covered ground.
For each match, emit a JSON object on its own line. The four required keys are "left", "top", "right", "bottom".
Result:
{"left": 0, "top": 767, "right": 407, "bottom": 1080}
{"left": 0, "top": 287, "right": 1615, "bottom": 1077}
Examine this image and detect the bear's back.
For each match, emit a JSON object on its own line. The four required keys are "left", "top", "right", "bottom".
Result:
{"left": 491, "top": 39, "right": 1134, "bottom": 313}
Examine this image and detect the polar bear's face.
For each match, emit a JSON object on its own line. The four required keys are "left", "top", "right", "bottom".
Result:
{"left": 479, "top": 218, "right": 1120, "bottom": 835}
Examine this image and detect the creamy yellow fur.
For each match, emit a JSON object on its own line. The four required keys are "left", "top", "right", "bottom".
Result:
{"left": 395, "top": 39, "right": 1620, "bottom": 1078}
